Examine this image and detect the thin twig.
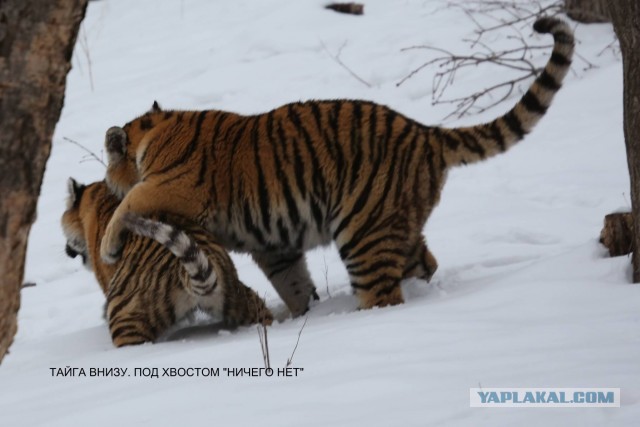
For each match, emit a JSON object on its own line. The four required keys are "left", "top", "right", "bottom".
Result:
{"left": 320, "top": 39, "right": 372, "bottom": 88}
{"left": 63, "top": 137, "right": 107, "bottom": 167}
{"left": 264, "top": 324, "right": 270, "bottom": 369}
{"left": 256, "top": 292, "right": 271, "bottom": 369}
{"left": 323, "top": 254, "right": 332, "bottom": 299}
{"left": 596, "top": 36, "right": 620, "bottom": 59}
{"left": 257, "top": 322, "right": 271, "bottom": 369}
{"left": 395, "top": 0, "right": 582, "bottom": 119}
{"left": 286, "top": 317, "right": 308, "bottom": 368}
{"left": 440, "top": 74, "right": 534, "bottom": 120}
{"left": 78, "top": 24, "right": 94, "bottom": 92}
{"left": 573, "top": 50, "right": 596, "bottom": 72}
{"left": 397, "top": 42, "right": 543, "bottom": 118}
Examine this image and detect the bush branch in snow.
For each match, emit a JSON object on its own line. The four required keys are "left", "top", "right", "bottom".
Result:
{"left": 255, "top": 294, "right": 271, "bottom": 369}
{"left": 286, "top": 317, "right": 307, "bottom": 368}
{"left": 397, "top": 39, "right": 553, "bottom": 119}
{"left": 321, "top": 40, "right": 372, "bottom": 88}
{"left": 397, "top": 0, "right": 598, "bottom": 119}
{"left": 257, "top": 322, "right": 271, "bottom": 370}
{"left": 63, "top": 136, "right": 106, "bottom": 167}
{"left": 77, "top": 24, "right": 95, "bottom": 91}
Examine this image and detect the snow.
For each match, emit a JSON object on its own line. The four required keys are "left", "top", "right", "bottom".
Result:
{"left": 1, "top": 0, "right": 639, "bottom": 425}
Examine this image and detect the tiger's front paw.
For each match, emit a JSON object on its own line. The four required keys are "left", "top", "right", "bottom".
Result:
{"left": 100, "top": 222, "right": 125, "bottom": 264}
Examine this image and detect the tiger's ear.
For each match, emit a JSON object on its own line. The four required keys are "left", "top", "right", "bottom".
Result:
{"left": 150, "top": 100, "right": 162, "bottom": 113}
{"left": 67, "top": 177, "right": 86, "bottom": 208}
{"left": 105, "top": 126, "right": 128, "bottom": 164}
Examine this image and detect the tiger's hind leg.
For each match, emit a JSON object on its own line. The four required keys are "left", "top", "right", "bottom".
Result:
{"left": 403, "top": 237, "right": 438, "bottom": 283}
{"left": 107, "top": 282, "right": 195, "bottom": 347}
{"left": 335, "top": 219, "right": 410, "bottom": 309}
{"left": 107, "top": 295, "right": 160, "bottom": 347}
{"left": 216, "top": 282, "right": 274, "bottom": 327}
{"left": 252, "top": 251, "right": 318, "bottom": 317}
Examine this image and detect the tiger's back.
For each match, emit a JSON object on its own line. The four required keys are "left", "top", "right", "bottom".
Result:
{"left": 62, "top": 179, "right": 272, "bottom": 347}
{"left": 100, "top": 18, "right": 573, "bottom": 315}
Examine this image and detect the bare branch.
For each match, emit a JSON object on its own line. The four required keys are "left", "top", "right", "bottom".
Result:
{"left": 78, "top": 24, "right": 94, "bottom": 92}
{"left": 321, "top": 39, "right": 372, "bottom": 88}
{"left": 256, "top": 292, "right": 271, "bottom": 369}
{"left": 440, "top": 74, "right": 533, "bottom": 120}
{"left": 323, "top": 254, "right": 332, "bottom": 299}
{"left": 256, "top": 322, "right": 271, "bottom": 369}
{"left": 286, "top": 317, "right": 308, "bottom": 368}
{"left": 397, "top": 40, "right": 546, "bottom": 119}
{"left": 395, "top": 0, "right": 590, "bottom": 119}
{"left": 62, "top": 136, "right": 106, "bottom": 167}
{"left": 596, "top": 36, "right": 620, "bottom": 59}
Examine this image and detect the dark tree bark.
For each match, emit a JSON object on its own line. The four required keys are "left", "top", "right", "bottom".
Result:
{"left": 608, "top": 2, "right": 640, "bottom": 282}
{"left": 564, "top": 0, "right": 611, "bottom": 23}
{"left": 600, "top": 213, "right": 634, "bottom": 257}
{"left": 0, "top": 0, "right": 88, "bottom": 363}
{"left": 325, "top": 3, "right": 364, "bottom": 15}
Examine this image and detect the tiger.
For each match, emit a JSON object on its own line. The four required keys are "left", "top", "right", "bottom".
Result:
{"left": 61, "top": 178, "right": 272, "bottom": 347}
{"left": 98, "top": 17, "right": 573, "bottom": 316}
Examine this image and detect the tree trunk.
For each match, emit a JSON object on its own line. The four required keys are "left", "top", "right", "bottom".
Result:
{"left": 0, "top": 0, "right": 88, "bottom": 363}
{"left": 608, "top": 2, "right": 640, "bottom": 282}
{"left": 564, "top": 0, "right": 611, "bottom": 23}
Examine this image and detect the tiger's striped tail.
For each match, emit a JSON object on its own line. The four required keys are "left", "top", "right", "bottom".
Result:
{"left": 121, "top": 213, "right": 218, "bottom": 297}
{"left": 441, "top": 17, "right": 574, "bottom": 168}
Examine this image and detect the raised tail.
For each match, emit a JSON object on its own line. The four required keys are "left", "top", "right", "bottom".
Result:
{"left": 440, "top": 17, "right": 574, "bottom": 168}
{"left": 121, "top": 213, "right": 218, "bottom": 297}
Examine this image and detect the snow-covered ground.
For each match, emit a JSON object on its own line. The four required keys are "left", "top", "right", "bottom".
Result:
{"left": 1, "top": 0, "right": 639, "bottom": 425}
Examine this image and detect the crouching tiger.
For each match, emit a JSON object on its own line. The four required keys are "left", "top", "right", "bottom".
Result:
{"left": 98, "top": 17, "right": 573, "bottom": 315}
{"left": 61, "top": 179, "right": 272, "bottom": 347}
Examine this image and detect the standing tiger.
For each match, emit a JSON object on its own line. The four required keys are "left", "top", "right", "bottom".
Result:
{"left": 62, "top": 179, "right": 272, "bottom": 347}
{"left": 99, "top": 17, "right": 573, "bottom": 316}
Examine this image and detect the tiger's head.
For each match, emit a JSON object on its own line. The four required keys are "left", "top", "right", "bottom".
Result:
{"left": 61, "top": 178, "right": 90, "bottom": 269}
{"left": 61, "top": 178, "right": 119, "bottom": 294}
{"left": 105, "top": 100, "right": 168, "bottom": 199}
